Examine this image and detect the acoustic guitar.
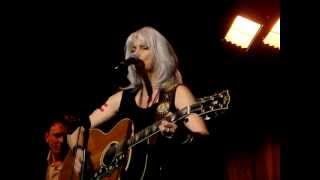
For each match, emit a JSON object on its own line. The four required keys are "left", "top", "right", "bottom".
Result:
{"left": 59, "top": 89, "right": 230, "bottom": 180}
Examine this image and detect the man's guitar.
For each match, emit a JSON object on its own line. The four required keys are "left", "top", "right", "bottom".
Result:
{"left": 59, "top": 89, "right": 230, "bottom": 180}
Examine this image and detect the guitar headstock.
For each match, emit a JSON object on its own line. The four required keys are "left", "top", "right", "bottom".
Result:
{"left": 191, "top": 89, "right": 230, "bottom": 118}
{"left": 168, "top": 89, "right": 231, "bottom": 123}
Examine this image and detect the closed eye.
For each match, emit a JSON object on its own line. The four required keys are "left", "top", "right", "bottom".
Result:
{"left": 130, "top": 47, "right": 136, "bottom": 53}
{"left": 140, "top": 45, "right": 149, "bottom": 50}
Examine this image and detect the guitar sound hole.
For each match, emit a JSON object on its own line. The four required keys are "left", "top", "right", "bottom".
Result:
{"left": 103, "top": 142, "right": 119, "bottom": 166}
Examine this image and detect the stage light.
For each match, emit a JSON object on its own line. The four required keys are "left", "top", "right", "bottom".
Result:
{"left": 224, "top": 15, "right": 262, "bottom": 50}
{"left": 263, "top": 18, "right": 280, "bottom": 49}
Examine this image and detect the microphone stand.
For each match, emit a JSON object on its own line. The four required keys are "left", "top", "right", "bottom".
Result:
{"left": 80, "top": 126, "right": 89, "bottom": 180}
{"left": 79, "top": 117, "right": 91, "bottom": 180}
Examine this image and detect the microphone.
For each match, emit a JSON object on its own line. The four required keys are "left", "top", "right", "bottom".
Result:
{"left": 113, "top": 57, "right": 140, "bottom": 70}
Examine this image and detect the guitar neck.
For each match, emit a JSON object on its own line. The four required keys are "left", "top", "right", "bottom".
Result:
{"left": 126, "top": 121, "right": 160, "bottom": 147}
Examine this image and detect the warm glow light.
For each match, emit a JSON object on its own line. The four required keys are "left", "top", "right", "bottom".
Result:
{"left": 225, "top": 15, "right": 262, "bottom": 49}
{"left": 263, "top": 18, "right": 280, "bottom": 49}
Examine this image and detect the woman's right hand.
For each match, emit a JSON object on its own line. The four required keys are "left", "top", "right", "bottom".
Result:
{"left": 74, "top": 148, "right": 84, "bottom": 174}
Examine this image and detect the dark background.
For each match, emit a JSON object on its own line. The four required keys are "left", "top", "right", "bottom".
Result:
{"left": 2, "top": 0, "right": 288, "bottom": 179}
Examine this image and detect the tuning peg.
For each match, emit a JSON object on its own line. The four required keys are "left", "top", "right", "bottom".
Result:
{"left": 204, "top": 115, "right": 211, "bottom": 120}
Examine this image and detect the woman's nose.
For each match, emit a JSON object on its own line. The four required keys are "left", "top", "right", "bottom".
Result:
{"left": 131, "top": 52, "right": 140, "bottom": 59}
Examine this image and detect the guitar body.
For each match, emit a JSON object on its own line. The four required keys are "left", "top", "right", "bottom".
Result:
{"left": 59, "top": 118, "right": 133, "bottom": 180}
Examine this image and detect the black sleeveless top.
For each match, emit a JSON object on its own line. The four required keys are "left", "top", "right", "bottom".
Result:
{"left": 118, "top": 88, "right": 157, "bottom": 132}
{"left": 117, "top": 87, "right": 179, "bottom": 180}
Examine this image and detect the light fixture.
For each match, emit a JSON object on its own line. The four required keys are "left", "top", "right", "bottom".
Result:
{"left": 224, "top": 15, "right": 263, "bottom": 50}
{"left": 263, "top": 18, "right": 280, "bottom": 49}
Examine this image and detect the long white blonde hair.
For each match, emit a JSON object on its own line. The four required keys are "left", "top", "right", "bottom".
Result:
{"left": 124, "top": 26, "right": 182, "bottom": 91}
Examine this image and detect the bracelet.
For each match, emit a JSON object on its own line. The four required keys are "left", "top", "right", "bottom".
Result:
{"left": 163, "top": 133, "right": 174, "bottom": 139}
